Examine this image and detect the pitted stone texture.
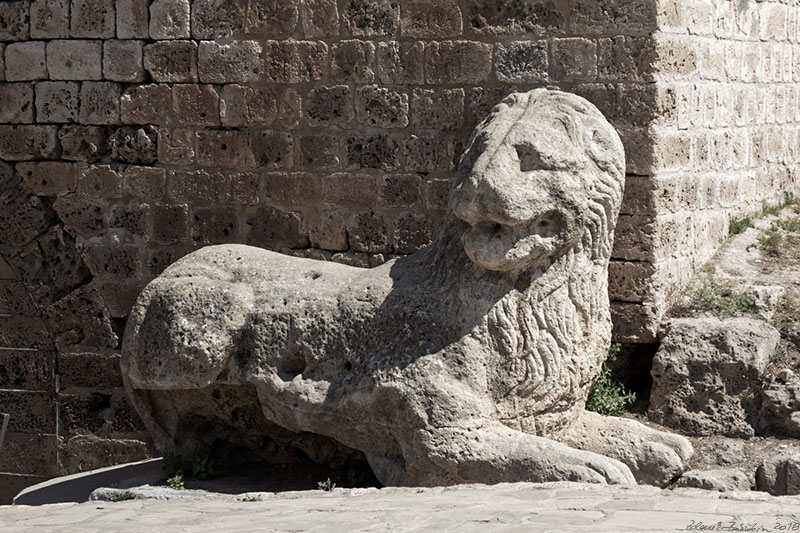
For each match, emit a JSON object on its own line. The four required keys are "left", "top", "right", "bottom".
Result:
{"left": 149, "top": 0, "right": 190, "bottom": 39}
{"left": 331, "top": 40, "right": 375, "bottom": 83}
{"left": 464, "top": 0, "right": 568, "bottom": 35}
{"left": 301, "top": 0, "right": 339, "bottom": 38}
{"left": 79, "top": 82, "right": 121, "bottom": 125}
{"left": 198, "top": 41, "right": 262, "bottom": 83}
{"left": 649, "top": 318, "right": 779, "bottom": 438}
{"left": 495, "top": 41, "right": 548, "bottom": 83}
{"left": 426, "top": 41, "right": 491, "bottom": 84}
{"left": 355, "top": 86, "right": 408, "bottom": 128}
{"left": 103, "top": 40, "right": 145, "bottom": 82}
{"left": 675, "top": 469, "right": 751, "bottom": 492}
{"left": 35, "top": 81, "right": 79, "bottom": 123}
{"left": 264, "top": 41, "right": 328, "bottom": 83}
{"left": 760, "top": 380, "right": 800, "bottom": 438}
{"left": 144, "top": 40, "right": 198, "bottom": 83}
{"left": 401, "top": 0, "right": 461, "bottom": 38}
{"left": 0, "top": 84, "right": 34, "bottom": 123}
{"left": 70, "top": 0, "right": 115, "bottom": 38}
{"left": 191, "top": 0, "right": 246, "bottom": 39}
{"left": 411, "top": 88, "right": 465, "bottom": 131}
{"left": 30, "top": 0, "right": 69, "bottom": 38}
{"left": 0, "top": 2, "right": 31, "bottom": 41}
{"left": 108, "top": 126, "right": 158, "bottom": 164}
{"left": 305, "top": 85, "right": 353, "bottom": 128}
{"left": 757, "top": 453, "right": 800, "bottom": 496}
{"left": 343, "top": 0, "right": 399, "bottom": 37}
{"left": 220, "top": 85, "right": 278, "bottom": 127}
{"left": 122, "top": 90, "right": 690, "bottom": 488}
{"left": 47, "top": 40, "right": 102, "bottom": 80}
{"left": 246, "top": 0, "right": 298, "bottom": 37}
{"left": 58, "top": 125, "right": 106, "bottom": 161}
{"left": 377, "top": 41, "right": 424, "bottom": 84}
{"left": 5, "top": 41, "right": 47, "bottom": 81}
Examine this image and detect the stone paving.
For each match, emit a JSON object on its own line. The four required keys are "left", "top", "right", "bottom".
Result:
{"left": 3, "top": 482, "right": 800, "bottom": 532}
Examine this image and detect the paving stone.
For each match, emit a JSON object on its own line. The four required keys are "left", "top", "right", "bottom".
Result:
{"left": 35, "top": 82, "right": 79, "bottom": 124}
{"left": 116, "top": 0, "right": 148, "bottom": 39}
{"left": 198, "top": 40, "right": 262, "bottom": 83}
{"left": 79, "top": 82, "right": 121, "bottom": 126}
{"left": 5, "top": 41, "right": 47, "bottom": 81}
{"left": 300, "top": 0, "right": 339, "bottom": 38}
{"left": 46, "top": 40, "right": 102, "bottom": 80}
{"left": 30, "top": 0, "right": 69, "bottom": 38}
{"left": 149, "top": 0, "right": 190, "bottom": 39}
{"left": 0, "top": 83, "right": 34, "bottom": 123}
{"left": 103, "top": 40, "right": 145, "bottom": 82}
{"left": 0, "top": 1, "right": 31, "bottom": 41}
{"left": 143, "top": 40, "right": 197, "bottom": 83}
{"left": 70, "top": 0, "right": 115, "bottom": 38}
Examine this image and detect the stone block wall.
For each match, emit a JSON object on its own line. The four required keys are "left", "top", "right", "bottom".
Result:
{"left": 0, "top": 0, "right": 797, "bottom": 500}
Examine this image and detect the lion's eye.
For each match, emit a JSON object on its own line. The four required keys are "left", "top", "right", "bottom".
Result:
{"left": 515, "top": 144, "right": 545, "bottom": 172}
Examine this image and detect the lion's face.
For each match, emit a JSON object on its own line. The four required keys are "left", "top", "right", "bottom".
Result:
{"left": 450, "top": 91, "right": 624, "bottom": 273}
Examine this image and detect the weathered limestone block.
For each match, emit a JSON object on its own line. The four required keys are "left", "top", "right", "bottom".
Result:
{"left": 246, "top": 0, "right": 298, "bottom": 37}
{"left": 58, "top": 125, "right": 106, "bottom": 161}
{"left": 220, "top": 85, "right": 278, "bottom": 127}
{"left": 108, "top": 126, "right": 158, "bottom": 164}
{"left": 70, "top": 0, "right": 115, "bottom": 38}
{"left": 172, "top": 84, "right": 219, "bottom": 127}
{"left": 355, "top": 86, "right": 408, "bottom": 128}
{"left": 410, "top": 88, "right": 465, "bottom": 131}
{"left": 377, "top": 41, "right": 424, "bottom": 84}
{"left": 675, "top": 469, "right": 751, "bottom": 492}
{"left": 35, "top": 82, "right": 79, "bottom": 123}
{"left": 343, "top": 0, "right": 398, "bottom": 37}
{"left": 0, "top": 2, "right": 31, "bottom": 41}
{"left": 331, "top": 40, "right": 375, "bottom": 83}
{"left": 123, "top": 90, "right": 692, "bottom": 487}
{"left": 649, "top": 318, "right": 779, "bottom": 438}
{"left": 401, "top": 0, "right": 461, "bottom": 38}
{"left": 191, "top": 0, "right": 246, "bottom": 39}
{"left": 0, "top": 84, "right": 34, "bottom": 123}
{"left": 46, "top": 40, "right": 102, "bottom": 80}
{"left": 116, "top": 0, "right": 148, "bottom": 39}
{"left": 103, "top": 40, "right": 145, "bottom": 82}
{"left": 120, "top": 84, "right": 172, "bottom": 125}
{"left": 198, "top": 41, "right": 262, "bottom": 83}
{"left": 463, "top": 0, "right": 567, "bottom": 35}
{"left": 264, "top": 41, "right": 328, "bottom": 83}
{"left": 550, "top": 38, "right": 598, "bottom": 81}
{"left": 760, "top": 380, "right": 800, "bottom": 437}
{"left": 426, "top": 41, "right": 492, "bottom": 84}
{"left": 0, "top": 125, "right": 58, "bottom": 160}
{"left": 757, "top": 453, "right": 800, "bottom": 496}
{"left": 30, "top": 0, "right": 69, "bottom": 38}
{"left": 143, "top": 40, "right": 198, "bottom": 83}
{"left": 149, "top": 0, "right": 190, "bottom": 39}
{"left": 5, "top": 42, "right": 47, "bottom": 81}
{"left": 79, "top": 82, "right": 121, "bottom": 125}
{"left": 17, "top": 161, "right": 77, "bottom": 197}
{"left": 495, "top": 41, "right": 548, "bottom": 83}
{"left": 305, "top": 85, "right": 353, "bottom": 128}
{"left": 300, "top": 0, "right": 338, "bottom": 38}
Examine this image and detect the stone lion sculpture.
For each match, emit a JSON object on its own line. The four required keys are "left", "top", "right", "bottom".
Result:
{"left": 122, "top": 89, "right": 692, "bottom": 487}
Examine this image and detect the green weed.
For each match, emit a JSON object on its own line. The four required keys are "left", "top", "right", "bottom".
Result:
{"left": 107, "top": 491, "right": 136, "bottom": 502}
{"left": 585, "top": 344, "right": 636, "bottom": 416}
{"left": 729, "top": 216, "right": 753, "bottom": 235}
{"left": 167, "top": 474, "right": 185, "bottom": 490}
{"left": 163, "top": 450, "right": 217, "bottom": 481}
{"left": 687, "top": 271, "right": 759, "bottom": 316}
{"left": 317, "top": 478, "right": 336, "bottom": 491}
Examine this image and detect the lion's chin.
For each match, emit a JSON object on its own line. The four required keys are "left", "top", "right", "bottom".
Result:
{"left": 462, "top": 225, "right": 556, "bottom": 272}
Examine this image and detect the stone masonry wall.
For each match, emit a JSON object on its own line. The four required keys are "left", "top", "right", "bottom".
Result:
{"left": 608, "top": 0, "right": 800, "bottom": 342}
{"left": 0, "top": 0, "right": 797, "bottom": 501}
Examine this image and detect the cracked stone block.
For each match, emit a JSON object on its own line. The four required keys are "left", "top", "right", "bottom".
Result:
{"left": 198, "top": 40, "right": 262, "bottom": 83}
{"left": 426, "top": 41, "right": 491, "bottom": 84}
{"left": 70, "top": 0, "right": 115, "bottom": 38}
{"left": 58, "top": 125, "right": 106, "bottom": 161}
{"left": 191, "top": 0, "right": 246, "bottom": 39}
{"left": 264, "top": 40, "right": 328, "bottom": 83}
{"left": 79, "top": 82, "right": 121, "bottom": 125}
{"left": 0, "top": 125, "right": 58, "bottom": 160}
{"left": 305, "top": 85, "right": 353, "bottom": 128}
{"left": 35, "top": 81, "right": 79, "bottom": 123}
{"left": 300, "top": 0, "right": 338, "bottom": 38}
{"left": 46, "top": 40, "right": 102, "bottom": 80}
{"left": 376, "top": 41, "right": 423, "bottom": 84}
{"left": 143, "top": 40, "right": 197, "bottom": 82}
{"left": 30, "top": 0, "right": 69, "bottom": 38}
{"left": 343, "top": 0, "right": 398, "bottom": 37}
{"left": 108, "top": 126, "right": 158, "bottom": 164}
{"left": 401, "top": 0, "right": 461, "bottom": 38}
{"left": 246, "top": 0, "right": 298, "bottom": 37}
{"left": 331, "top": 40, "right": 375, "bottom": 83}
{"left": 120, "top": 84, "right": 172, "bottom": 125}
{"left": 356, "top": 85, "right": 408, "bottom": 128}
{"left": 495, "top": 41, "right": 548, "bottom": 83}
{"left": 411, "top": 88, "right": 464, "bottom": 130}
{"left": 0, "top": 2, "right": 31, "bottom": 41}
{"left": 5, "top": 41, "right": 47, "bottom": 81}
{"left": 172, "top": 84, "right": 219, "bottom": 127}
{"left": 116, "top": 0, "right": 148, "bottom": 39}
{"left": 103, "top": 40, "right": 145, "bottom": 82}
{"left": 0, "top": 83, "right": 34, "bottom": 123}
{"left": 220, "top": 85, "right": 278, "bottom": 127}
{"left": 190, "top": 205, "right": 241, "bottom": 245}
{"left": 149, "top": 0, "right": 190, "bottom": 39}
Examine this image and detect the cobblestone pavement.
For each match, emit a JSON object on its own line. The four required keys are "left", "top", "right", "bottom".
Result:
{"left": 2, "top": 482, "right": 800, "bottom": 532}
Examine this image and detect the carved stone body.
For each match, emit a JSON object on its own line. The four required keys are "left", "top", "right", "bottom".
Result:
{"left": 122, "top": 89, "right": 691, "bottom": 487}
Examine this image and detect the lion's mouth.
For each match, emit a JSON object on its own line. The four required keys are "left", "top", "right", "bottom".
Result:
{"left": 462, "top": 212, "right": 565, "bottom": 272}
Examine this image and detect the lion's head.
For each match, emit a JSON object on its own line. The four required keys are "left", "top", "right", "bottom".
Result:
{"left": 450, "top": 89, "right": 625, "bottom": 273}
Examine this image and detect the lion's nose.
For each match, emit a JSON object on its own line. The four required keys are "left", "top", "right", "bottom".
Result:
{"left": 451, "top": 170, "right": 529, "bottom": 227}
